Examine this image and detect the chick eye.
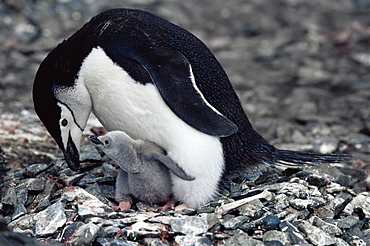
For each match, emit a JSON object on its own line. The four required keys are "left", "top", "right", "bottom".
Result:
{"left": 104, "top": 140, "right": 109, "bottom": 145}
{"left": 61, "top": 118, "right": 68, "bottom": 127}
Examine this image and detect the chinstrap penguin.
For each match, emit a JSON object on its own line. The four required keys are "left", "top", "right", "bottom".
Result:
{"left": 89, "top": 131, "right": 194, "bottom": 211}
{"left": 33, "top": 8, "right": 350, "bottom": 208}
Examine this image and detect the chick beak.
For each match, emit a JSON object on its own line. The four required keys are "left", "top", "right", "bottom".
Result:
{"left": 89, "top": 135, "right": 103, "bottom": 145}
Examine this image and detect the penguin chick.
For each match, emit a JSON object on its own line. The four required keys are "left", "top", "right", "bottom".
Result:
{"left": 89, "top": 131, "right": 194, "bottom": 211}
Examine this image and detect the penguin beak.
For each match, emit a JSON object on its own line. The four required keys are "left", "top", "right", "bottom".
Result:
{"left": 64, "top": 133, "right": 80, "bottom": 171}
{"left": 89, "top": 135, "right": 103, "bottom": 145}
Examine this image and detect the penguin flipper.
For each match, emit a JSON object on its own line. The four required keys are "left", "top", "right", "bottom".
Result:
{"left": 136, "top": 47, "right": 238, "bottom": 137}
{"left": 145, "top": 151, "right": 195, "bottom": 181}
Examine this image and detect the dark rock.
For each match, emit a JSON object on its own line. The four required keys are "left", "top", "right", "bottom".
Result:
{"left": 76, "top": 174, "right": 98, "bottom": 188}
{"left": 23, "top": 163, "right": 49, "bottom": 178}
{"left": 262, "top": 215, "right": 281, "bottom": 230}
{"left": 1, "top": 186, "right": 17, "bottom": 206}
{"left": 20, "top": 178, "right": 45, "bottom": 191}
{"left": 16, "top": 188, "right": 28, "bottom": 205}
{"left": 79, "top": 145, "right": 102, "bottom": 162}
{"left": 11, "top": 203, "right": 27, "bottom": 221}
{"left": 85, "top": 183, "right": 111, "bottom": 205}
{"left": 62, "top": 221, "right": 84, "bottom": 243}
{"left": 335, "top": 173, "right": 356, "bottom": 188}
{"left": 97, "top": 225, "right": 120, "bottom": 238}
{"left": 306, "top": 173, "right": 330, "bottom": 187}
{"left": 33, "top": 197, "right": 51, "bottom": 213}
{"left": 336, "top": 216, "right": 360, "bottom": 229}
{"left": 99, "top": 184, "right": 115, "bottom": 200}
{"left": 64, "top": 222, "right": 100, "bottom": 245}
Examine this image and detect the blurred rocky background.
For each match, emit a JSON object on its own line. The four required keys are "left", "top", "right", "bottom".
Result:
{"left": 0, "top": 0, "right": 370, "bottom": 245}
{"left": 1, "top": 0, "right": 370, "bottom": 175}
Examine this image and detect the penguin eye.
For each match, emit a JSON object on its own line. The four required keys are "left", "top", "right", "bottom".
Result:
{"left": 61, "top": 119, "right": 68, "bottom": 127}
{"left": 104, "top": 140, "right": 109, "bottom": 145}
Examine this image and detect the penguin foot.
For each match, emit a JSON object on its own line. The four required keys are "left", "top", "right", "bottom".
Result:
{"left": 174, "top": 203, "right": 189, "bottom": 211}
{"left": 157, "top": 199, "right": 176, "bottom": 211}
{"left": 113, "top": 200, "right": 132, "bottom": 211}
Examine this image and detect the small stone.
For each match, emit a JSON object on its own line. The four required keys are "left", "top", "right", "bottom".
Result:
{"left": 99, "top": 185, "right": 115, "bottom": 200}
{"left": 335, "top": 173, "right": 356, "bottom": 188}
{"left": 3, "top": 171, "right": 24, "bottom": 182}
{"left": 59, "top": 173, "right": 85, "bottom": 186}
{"left": 85, "top": 183, "right": 111, "bottom": 205}
{"left": 16, "top": 188, "right": 28, "bottom": 205}
{"left": 177, "top": 208, "right": 197, "bottom": 216}
{"left": 1, "top": 185, "right": 17, "bottom": 206}
{"left": 62, "top": 186, "right": 114, "bottom": 218}
{"left": 33, "top": 201, "right": 67, "bottom": 236}
{"left": 222, "top": 215, "right": 249, "bottom": 229}
{"left": 11, "top": 203, "right": 27, "bottom": 221}
{"left": 262, "top": 215, "right": 281, "bottom": 230}
{"left": 326, "top": 183, "right": 344, "bottom": 194}
{"left": 200, "top": 213, "right": 219, "bottom": 229}
{"left": 170, "top": 215, "right": 208, "bottom": 236}
{"left": 309, "top": 216, "right": 342, "bottom": 236}
{"left": 238, "top": 199, "right": 264, "bottom": 216}
{"left": 279, "top": 221, "right": 308, "bottom": 245}
{"left": 175, "top": 235, "right": 213, "bottom": 246}
{"left": 297, "top": 220, "right": 336, "bottom": 246}
{"left": 225, "top": 232, "right": 264, "bottom": 246}
{"left": 306, "top": 173, "right": 330, "bottom": 187}
{"left": 149, "top": 239, "right": 170, "bottom": 246}
{"left": 334, "top": 237, "right": 350, "bottom": 246}
{"left": 85, "top": 217, "right": 106, "bottom": 225}
{"left": 62, "top": 221, "right": 84, "bottom": 242}
{"left": 108, "top": 238, "right": 138, "bottom": 245}
{"left": 289, "top": 197, "right": 325, "bottom": 210}
{"left": 7, "top": 213, "right": 34, "bottom": 233}
{"left": 336, "top": 216, "right": 360, "bottom": 229}
{"left": 33, "top": 179, "right": 58, "bottom": 203}
{"left": 22, "top": 178, "right": 45, "bottom": 191}
{"left": 79, "top": 145, "right": 102, "bottom": 161}
{"left": 65, "top": 222, "right": 100, "bottom": 245}
{"left": 98, "top": 225, "right": 120, "bottom": 238}
{"left": 351, "top": 192, "right": 370, "bottom": 217}
{"left": 263, "top": 230, "right": 288, "bottom": 245}
{"left": 274, "top": 194, "right": 289, "bottom": 211}
{"left": 24, "top": 163, "right": 49, "bottom": 177}
{"left": 33, "top": 197, "right": 51, "bottom": 213}
{"left": 76, "top": 173, "right": 98, "bottom": 188}
{"left": 347, "top": 236, "right": 366, "bottom": 246}
{"left": 124, "top": 221, "right": 167, "bottom": 239}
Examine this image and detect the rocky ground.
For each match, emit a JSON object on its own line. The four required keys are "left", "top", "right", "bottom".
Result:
{"left": 1, "top": 0, "right": 370, "bottom": 245}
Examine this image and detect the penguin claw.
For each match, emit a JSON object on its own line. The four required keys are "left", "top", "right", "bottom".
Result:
{"left": 174, "top": 203, "right": 189, "bottom": 211}
{"left": 113, "top": 200, "right": 132, "bottom": 212}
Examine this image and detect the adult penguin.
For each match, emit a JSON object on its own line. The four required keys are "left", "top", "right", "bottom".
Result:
{"left": 33, "top": 8, "right": 349, "bottom": 208}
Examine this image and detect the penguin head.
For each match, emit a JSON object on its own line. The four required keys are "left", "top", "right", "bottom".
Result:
{"left": 89, "top": 131, "right": 135, "bottom": 161}
{"left": 33, "top": 40, "right": 92, "bottom": 171}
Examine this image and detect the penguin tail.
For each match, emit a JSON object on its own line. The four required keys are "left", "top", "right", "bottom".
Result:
{"left": 274, "top": 149, "right": 352, "bottom": 167}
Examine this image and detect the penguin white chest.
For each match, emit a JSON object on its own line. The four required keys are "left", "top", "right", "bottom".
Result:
{"left": 79, "top": 47, "right": 224, "bottom": 208}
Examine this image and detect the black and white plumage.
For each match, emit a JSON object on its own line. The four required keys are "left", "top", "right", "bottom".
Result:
{"left": 89, "top": 131, "right": 194, "bottom": 209}
{"left": 33, "top": 8, "right": 350, "bottom": 208}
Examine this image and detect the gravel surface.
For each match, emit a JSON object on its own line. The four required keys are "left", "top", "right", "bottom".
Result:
{"left": 0, "top": 0, "right": 370, "bottom": 245}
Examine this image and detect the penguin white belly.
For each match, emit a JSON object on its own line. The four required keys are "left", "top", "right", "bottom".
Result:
{"left": 79, "top": 47, "right": 224, "bottom": 207}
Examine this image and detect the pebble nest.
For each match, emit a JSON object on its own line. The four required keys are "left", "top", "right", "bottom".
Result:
{"left": 1, "top": 144, "right": 369, "bottom": 246}
{"left": 1, "top": 0, "right": 370, "bottom": 245}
